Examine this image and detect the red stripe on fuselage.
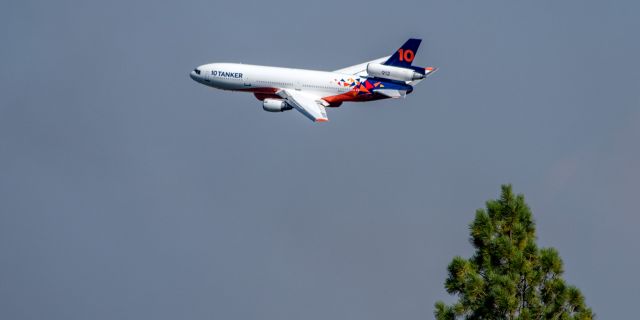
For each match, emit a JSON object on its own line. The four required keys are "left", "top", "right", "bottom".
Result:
{"left": 235, "top": 86, "right": 392, "bottom": 106}
{"left": 323, "top": 92, "right": 389, "bottom": 104}
{"left": 235, "top": 87, "right": 280, "bottom": 101}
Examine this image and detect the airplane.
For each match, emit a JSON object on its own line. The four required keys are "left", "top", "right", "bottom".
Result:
{"left": 190, "top": 38, "right": 437, "bottom": 123}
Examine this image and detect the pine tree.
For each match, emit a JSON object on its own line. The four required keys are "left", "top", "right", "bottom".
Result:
{"left": 435, "top": 185, "right": 593, "bottom": 320}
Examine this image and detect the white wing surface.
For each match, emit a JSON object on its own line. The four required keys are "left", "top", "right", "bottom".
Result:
{"left": 277, "top": 89, "right": 329, "bottom": 123}
{"left": 333, "top": 56, "right": 391, "bottom": 76}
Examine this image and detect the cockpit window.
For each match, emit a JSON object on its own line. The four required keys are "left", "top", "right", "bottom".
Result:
{"left": 194, "top": 68, "right": 201, "bottom": 75}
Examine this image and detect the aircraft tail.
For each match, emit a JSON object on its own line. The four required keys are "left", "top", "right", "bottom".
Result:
{"left": 383, "top": 38, "right": 422, "bottom": 68}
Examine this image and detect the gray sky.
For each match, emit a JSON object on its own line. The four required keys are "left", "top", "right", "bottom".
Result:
{"left": 1, "top": 0, "right": 639, "bottom": 319}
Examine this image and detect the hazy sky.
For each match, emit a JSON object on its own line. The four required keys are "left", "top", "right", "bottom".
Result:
{"left": 1, "top": 1, "right": 639, "bottom": 319}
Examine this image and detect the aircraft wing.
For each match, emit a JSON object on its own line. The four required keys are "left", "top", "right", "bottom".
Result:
{"left": 333, "top": 56, "right": 391, "bottom": 76}
{"left": 277, "top": 89, "right": 329, "bottom": 123}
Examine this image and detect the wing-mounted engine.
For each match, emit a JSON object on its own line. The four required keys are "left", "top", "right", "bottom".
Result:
{"left": 262, "top": 99, "right": 293, "bottom": 112}
{"left": 366, "top": 63, "right": 425, "bottom": 82}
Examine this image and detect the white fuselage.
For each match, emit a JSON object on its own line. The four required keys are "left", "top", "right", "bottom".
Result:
{"left": 190, "top": 63, "right": 356, "bottom": 98}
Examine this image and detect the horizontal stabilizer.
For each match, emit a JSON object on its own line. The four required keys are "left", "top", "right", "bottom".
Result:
{"left": 375, "top": 89, "right": 407, "bottom": 98}
{"left": 424, "top": 66, "right": 438, "bottom": 77}
{"left": 408, "top": 67, "right": 438, "bottom": 85}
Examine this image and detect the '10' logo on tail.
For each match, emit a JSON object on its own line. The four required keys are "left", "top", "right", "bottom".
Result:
{"left": 398, "top": 49, "right": 415, "bottom": 63}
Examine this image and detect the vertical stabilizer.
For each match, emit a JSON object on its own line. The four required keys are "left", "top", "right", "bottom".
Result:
{"left": 383, "top": 38, "right": 422, "bottom": 68}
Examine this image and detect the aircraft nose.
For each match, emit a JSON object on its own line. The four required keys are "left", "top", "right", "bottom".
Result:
{"left": 190, "top": 67, "right": 202, "bottom": 81}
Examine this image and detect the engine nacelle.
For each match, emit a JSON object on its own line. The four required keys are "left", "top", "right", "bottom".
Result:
{"left": 262, "top": 98, "right": 293, "bottom": 112}
{"left": 366, "top": 63, "right": 425, "bottom": 82}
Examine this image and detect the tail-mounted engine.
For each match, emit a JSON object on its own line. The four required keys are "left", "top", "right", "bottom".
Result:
{"left": 366, "top": 63, "right": 425, "bottom": 82}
